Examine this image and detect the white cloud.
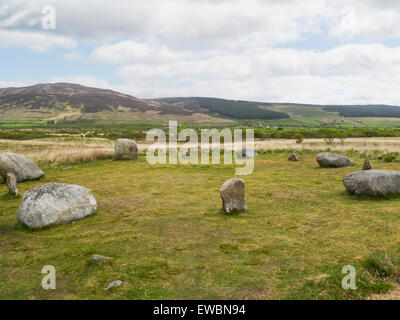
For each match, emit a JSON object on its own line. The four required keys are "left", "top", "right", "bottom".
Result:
{"left": 0, "top": 29, "right": 76, "bottom": 51}
{"left": 0, "top": 0, "right": 348, "bottom": 48}
{"left": 114, "top": 43, "right": 400, "bottom": 80}
{"left": 91, "top": 41, "right": 184, "bottom": 64}
{"left": 105, "top": 43, "right": 400, "bottom": 105}
{"left": 2, "top": 1, "right": 400, "bottom": 47}
{"left": 330, "top": 1, "right": 400, "bottom": 41}
{"left": 0, "top": 4, "right": 9, "bottom": 17}
{"left": 2, "top": 0, "right": 400, "bottom": 105}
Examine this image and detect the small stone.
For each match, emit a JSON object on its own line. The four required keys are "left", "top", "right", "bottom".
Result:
{"left": 105, "top": 280, "right": 122, "bottom": 291}
{"left": 61, "top": 167, "right": 70, "bottom": 171}
{"left": 180, "top": 149, "right": 190, "bottom": 159}
{"left": 236, "top": 148, "right": 258, "bottom": 159}
{"left": 91, "top": 254, "right": 111, "bottom": 262}
{"left": 362, "top": 156, "right": 372, "bottom": 170}
{"left": 288, "top": 154, "right": 299, "bottom": 161}
{"left": 6, "top": 173, "right": 18, "bottom": 196}
{"left": 220, "top": 178, "right": 247, "bottom": 213}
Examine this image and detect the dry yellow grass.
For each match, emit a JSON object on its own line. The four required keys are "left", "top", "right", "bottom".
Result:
{"left": 1, "top": 136, "right": 400, "bottom": 168}
{"left": 253, "top": 137, "right": 400, "bottom": 152}
{"left": 0, "top": 138, "right": 114, "bottom": 167}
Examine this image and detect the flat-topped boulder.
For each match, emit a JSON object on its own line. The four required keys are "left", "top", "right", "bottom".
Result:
{"left": 18, "top": 183, "right": 97, "bottom": 229}
{"left": 343, "top": 170, "right": 400, "bottom": 196}
{"left": 0, "top": 152, "right": 44, "bottom": 182}
{"left": 316, "top": 152, "right": 353, "bottom": 168}
{"left": 220, "top": 178, "right": 247, "bottom": 213}
{"left": 115, "top": 139, "right": 138, "bottom": 160}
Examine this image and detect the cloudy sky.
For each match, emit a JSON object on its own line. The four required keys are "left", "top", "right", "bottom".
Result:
{"left": 1, "top": 0, "right": 400, "bottom": 105}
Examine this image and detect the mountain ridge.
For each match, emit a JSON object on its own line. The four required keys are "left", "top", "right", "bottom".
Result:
{"left": 1, "top": 82, "right": 400, "bottom": 122}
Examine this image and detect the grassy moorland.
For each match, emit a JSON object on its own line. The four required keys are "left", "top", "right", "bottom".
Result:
{"left": 2, "top": 151, "right": 400, "bottom": 299}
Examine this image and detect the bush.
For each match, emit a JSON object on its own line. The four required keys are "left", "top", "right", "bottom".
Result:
{"left": 292, "top": 133, "right": 304, "bottom": 144}
{"left": 383, "top": 152, "right": 399, "bottom": 163}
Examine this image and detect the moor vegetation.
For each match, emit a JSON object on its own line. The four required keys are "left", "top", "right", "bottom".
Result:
{"left": 2, "top": 152, "right": 400, "bottom": 299}
{"left": 323, "top": 105, "right": 400, "bottom": 118}
{"left": 155, "top": 97, "right": 289, "bottom": 119}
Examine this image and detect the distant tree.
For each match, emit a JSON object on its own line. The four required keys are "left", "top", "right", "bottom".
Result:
{"left": 292, "top": 133, "right": 304, "bottom": 144}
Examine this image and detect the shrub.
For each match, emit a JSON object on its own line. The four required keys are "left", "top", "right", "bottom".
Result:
{"left": 292, "top": 133, "right": 304, "bottom": 144}
{"left": 383, "top": 152, "right": 399, "bottom": 163}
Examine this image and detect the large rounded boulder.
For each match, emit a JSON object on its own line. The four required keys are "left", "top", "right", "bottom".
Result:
{"left": 343, "top": 170, "right": 400, "bottom": 196}
{"left": 18, "top": 183, "right": 97, "bottom": 229}
{"left": 115, "top": 139, "right": 138, "bottom": 160}
{"left": 0, "top": 152, "right": 44, "bottom": 182}
{"left": 316, "top": 152, "right": 353, "bottom": 168}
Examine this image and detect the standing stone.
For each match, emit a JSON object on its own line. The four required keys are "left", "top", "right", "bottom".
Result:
{"left": 0, "top": 152, "right": 44, "bottom": 182}
{"left": 18, "top": 183, "right": 97, "bottom": 229}
{"left": 6, "top": 173, "right": 18, "bottom": 196}
{"left": 288, "top": 154, "right": 299, "bottom": 161}
{"left": 220, "top": 178, "right": 247, "bottom": 213}
{"left": 316, "top": 152, "right": 353, "bottom": 168}
{"left": 363, "top": 156, "right": 372, "bottom": 170}
{"left": 115, "top": 139, "right": 138, "bottom": 160}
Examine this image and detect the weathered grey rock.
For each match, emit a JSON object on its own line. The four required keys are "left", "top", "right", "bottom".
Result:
{"left": 0, "top": 152, "right": 44, "bottom": 182}
{"left": 288, "top": 154, "right": 299, "bottom": 161}
{"left": 363, "top": 156, "right": 372, "bottom": 170}
{"left": 18, "top": 183, "right": 97, "bottom": 229}
{"left": 316, "top": 152, "right": 353, "bottom": 168}
{"left": 6, "top": 173, "right": 18, "bottom": 196}
{"left": 91, "top": 254, "right": 111, "bottom": 262}
{"left": 220, "top": 178, "right": 247, "bottom": 213}
{"left": 236, "top": 148, "right": 258, "bottom": 159}
{"left": 343, "top": 170, "right": 400, "bottom": 196}
{"left": 105, "top": 280, "right": 122, "bottom": 291}
{"left": 115, "top": 139, "right": 138, "bottom": 160}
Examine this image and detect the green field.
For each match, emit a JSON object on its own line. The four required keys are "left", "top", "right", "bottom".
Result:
{"left": 2, "top": 153, "right": 400, "bottom": 299}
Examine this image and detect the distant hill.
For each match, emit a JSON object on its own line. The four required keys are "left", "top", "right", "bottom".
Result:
{"left": 0, "top": 83, "right": 288, "bottom": 122}
{"left": 154, "top": 97, "right": 288, "bottom": 119}
{"left": 1, "top": 83, "right": 400, "bottom": 124}
{"left": 322, "top": 105, "right": 400, "bottom": 117}
{"left": 0, "top": 82, "right": 192, "bottom": 116}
